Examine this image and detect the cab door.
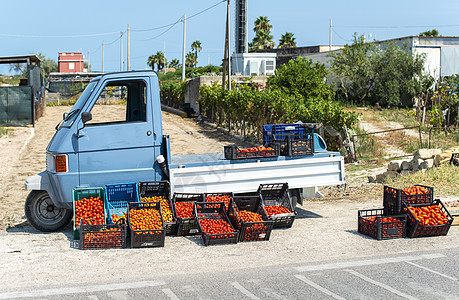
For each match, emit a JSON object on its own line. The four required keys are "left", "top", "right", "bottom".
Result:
{"left": 76, "top": 77, "right": 161, "bottom": 187}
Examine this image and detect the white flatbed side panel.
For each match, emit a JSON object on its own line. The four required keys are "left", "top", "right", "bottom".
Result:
{"left": 170, "top": 156, "right": 345, "bottom": 194}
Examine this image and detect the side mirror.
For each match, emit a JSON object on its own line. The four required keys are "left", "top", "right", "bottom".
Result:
{"left": 81, "top": 112, "right": 92, "bottom": 124}
{"left": 63, "top": 112, "right": 68, "bottom": 120}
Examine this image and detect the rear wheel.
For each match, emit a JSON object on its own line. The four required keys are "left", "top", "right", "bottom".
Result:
{"left": 25, "top": 190, "right": 72, "bottom": 232}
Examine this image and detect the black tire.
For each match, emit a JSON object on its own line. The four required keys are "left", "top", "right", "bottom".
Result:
{"left": 288, "top": 188, "right": 301, "bottom": 211}
{"left": 25, "top": 190, "right": 72, "bottom": 232}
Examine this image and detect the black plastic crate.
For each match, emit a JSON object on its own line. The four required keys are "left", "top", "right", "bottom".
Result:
{"left": 258, "top": 183, "right": 296, "bottom": 228}
{"left": 224, "top": 144, "right": 279, "bottom": 160}
{"left": 72, "top": 187, "right": 106, "bottom": 240}
{"left": 105, "top": 182, "right": 139, "bottom": 224}
{"left": 228, "top": 196, "right": 274, "bottom": 242}
{"left": 383, "top": 185, "right": 433, "bottom": 215}
{"left": 172, "top": 193, "right": 204, "bottom": 236}
{"left": 450, "top": 153, "right": 459, "bottom": 166}
{"left": 358, "top": 209, "right": 406, "bottom": 240}
{"left": 195, "top": 202, "right": 239, "bottom": 246}
{"left": 79, "top": 219, "right": 127, "bottom": 250}
{"left": 138, "top": 181, "right": 176, "bottom": 235}
{"left": 204, "top": 192, "right": 235, "bottom": 212}
{"left": 403, "top": 199, "right": 453, "bottom": 238}
{"left": 128, "top": 202, "right": 165, "bottom": 248}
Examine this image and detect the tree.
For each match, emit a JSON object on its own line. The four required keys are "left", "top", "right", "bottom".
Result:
{"left": 254, "top": 16, "right": 272, "bottom": 32}
{"left": 185, "top": 52, "right": 197, "bottom": 68}
{"left": 250, "top": 16, "right": 275, "bottom": 51}
{"left": 419, "top": 29, "right": 439, "bottom": 37}
{"left": 168, "top": 58, "right": 180, "bottom": 69}
{"left": 278, "top": 32, "right": 296, "bottom": 49}
{"left": 191, "top": 41, "right": 202, "bottom": 66}
{"left": 147, "top": 54, "right": 156, "bottom": 70}
{"left": 155, "top": 51, "right": 167, "bottom": 71}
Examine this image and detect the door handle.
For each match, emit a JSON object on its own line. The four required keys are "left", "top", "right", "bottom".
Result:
{"left": 147, "top": 131, "right": 152, "bottom": 136}
{"left": 74, "top": 133, "right": 85, "bottom": 138}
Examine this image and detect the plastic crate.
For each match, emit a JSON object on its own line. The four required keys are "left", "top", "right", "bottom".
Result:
{"left": 224, "top": 144, "right": 279, "bottom": 160}
{"left": 228, "top": 195, "right": 274, "bottom": 242}
{"left": 138, "top": 181, "right": 176, "bottom": 235}
{"left": 105, "top": 182, "right": 139, "bottom": 224}
{"left": 195, "top": 202, "right": 239, "bottom": 246}
{"left": 128, "top": 201, "right": 165, "bottom": 248}
{"left": 358, "top": 209, "right": 406, "bottom": 240}
{"left": 403, "top": 199, "right": 453, "bottom": 238}
{"left": 204, "top": 192, "right": 235, "bottom": 212}
{"left": 72, "top": 187, "right": 106, "bottom": 240}
{"left": 450, "top": 153, "right": 459, "bottom": 166}
{"left": 172, "top": 193, "right": 204, "bottom": 236}
{"left": 383, "top": 185, "right": 433, "bottom": 215}
{"left": 258, "top": 183, "right": 296, "bottom": 228}
{"left": 262, "top": 123, "right": 318, "bottom": 145}
{"left": 79, "top": 219, "right": 127, "bottom": 250}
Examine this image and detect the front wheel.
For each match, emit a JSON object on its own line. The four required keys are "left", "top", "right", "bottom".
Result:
{"left": 25, "top": 190, "right": 72, "bottom": 232}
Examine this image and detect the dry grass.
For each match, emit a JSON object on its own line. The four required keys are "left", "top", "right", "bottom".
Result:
{"left": 385, "top": 164, "right": 459, "bottom": 197}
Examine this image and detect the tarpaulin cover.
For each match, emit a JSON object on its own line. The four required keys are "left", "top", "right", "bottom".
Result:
{"left": 0, "top": 86, "right": 33, "bottom": 125}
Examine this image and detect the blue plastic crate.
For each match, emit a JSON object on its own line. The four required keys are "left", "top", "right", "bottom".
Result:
{"left": 263, "top": 123, "right": 316, "bottom": 146}
{"left": 105, "top": 182, "right": 139, "bottom": 224}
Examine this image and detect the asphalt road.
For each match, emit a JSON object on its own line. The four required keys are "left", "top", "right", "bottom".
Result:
{"left": 2, "top": 248, "right": 457, "bottom": 300}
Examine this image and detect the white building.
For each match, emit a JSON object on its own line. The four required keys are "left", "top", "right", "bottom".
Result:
{"left": 231, "top": 53, "right": 277, "bottom": 76}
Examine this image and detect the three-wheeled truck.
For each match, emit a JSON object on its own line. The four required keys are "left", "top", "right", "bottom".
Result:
{"left": 24, "top": 71, "right": 345, "bottom": 232}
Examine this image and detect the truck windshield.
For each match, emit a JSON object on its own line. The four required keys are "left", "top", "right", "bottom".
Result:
{"left": 60, "top": 80, "right": 98, "bottom": 128}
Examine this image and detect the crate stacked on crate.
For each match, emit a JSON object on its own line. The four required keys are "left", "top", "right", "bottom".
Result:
{"left": 105, "top": 182, "right": 139, "bottom": 224}
{"left": 263, "top": 123, "right": 318, "bottom": 156}
{"left": 172, "top": 193, "right": 204, "bottom": 236}
{"left": 383, "top": 185, "right": 433, "bottom": 215}
{"left": 258, "top": 183, "right": 296, "bottom": 228}
{"left": 79, "top": 219, "right": 127, "bottom": 250}
{"left": 128, "top": 201, "right": 166, "bottom": 248}
{"left": 194, "top": 202, "right": 239, "bottom": 246}
{"left": 138, "top": 181, "right": 177, "bottom": 235}
{"left": 228, "top": 195, "right": 274, "bottom": 242}
{"left": 403, "top": 199, "right": 453, "bottom": 238}
{"left": 204, "top": 192, "right": 234, "bottom": 212}
{"left": 224, "top": 144, "right": 280, "bottom": 160}
{"left": 72, "top": 187, "right": 106, "bottom": 240}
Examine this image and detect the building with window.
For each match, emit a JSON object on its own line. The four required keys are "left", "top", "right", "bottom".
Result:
{"left": 58, "top": 52, "right": 84, "bottom": 73}
{"left": 231, "top": 53, "right": 277, "bottom": 76}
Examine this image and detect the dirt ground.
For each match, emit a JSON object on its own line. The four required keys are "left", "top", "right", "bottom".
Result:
{"left": 0, "top": 105, "right": 457, "bottom": 292}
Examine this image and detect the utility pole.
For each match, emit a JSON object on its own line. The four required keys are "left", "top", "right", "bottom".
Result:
{"left": 181, "top": 14, "right": 186, "bottom": 81}
{"left": 87, "top": 50, "right": 90, "bottom": 72}
{"left": 227, "top": 0, "right": 231, "bottom": 91}
{"left": 329, "top": 19, "right": 332, "bottom": 51}
{"left": 102, "top": 40, "right": 105, "bottom": 73}
{"left": 127, "top": 24, "right": 130, "bottom": 71}
{"left": 120, "top": 31, "right": 124, "bottom": 72}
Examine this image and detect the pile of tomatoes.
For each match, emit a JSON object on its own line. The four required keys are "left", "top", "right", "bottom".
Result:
{"left": 402, "top": 185, "right": 430, "bottom": 195}
{"left": 198, "top": 218, "right": 236, "bottom": 239}
{"left": 111, "top": 213, "right": 127, "bottom": 223}
{"left": 175, "top": 202, "right": 195, "bottom": 218}
{"left": 363, "top": 216, "right": 399, "bottom": 223}
{"left": 237, "top": 146, "right": 274, "bottom": 153}
{"left": 205, "top": 195, "right": 232, "bottom": 210}
{"left": 129, "top": 208, "right": 163, "bottom": 234}
{"left": 238, "top": 210, "right": 263, "bottom": 223}
{"left": 74, "top": 197, "right": 105, "bottom": 226}
{"left": 406, "top": 204, "right": 449, "bottom": 226}
{"left": 264, "top": 205, "right": 292, "bottom": 216}
{"left": 142, "top": 196, "right": 174, "bottom": 223}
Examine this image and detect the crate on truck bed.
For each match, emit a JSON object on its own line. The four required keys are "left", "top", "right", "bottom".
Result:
{"left": 263, "top": 123, "right": 319, "bottom": 156}
{"left": 224, "top": 144, "right": 279, "bottom": 160}
{"left": 194, "top": 202, "right": 238, "bottom": 246}
{"left": 105, "top": 182, "right": 139, "bottom": 224}
{"left": 138, "top": 181, "right": 176, "bottom": 235}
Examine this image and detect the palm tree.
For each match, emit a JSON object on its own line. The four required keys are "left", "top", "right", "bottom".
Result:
{"left": 254, "top": 16, "right": 272, "bottom": 33}
{"left": 168, "top": 58, "right": 180, "bottom": 69}
{"left": 185, "top": 52, "right": 197, "bottom": 68}
{"left": 278, "top": 32, "right": 297, "bottom": 48}
{"left": 147, "top": 54, "right": 156, "bottom": 70}
{"left": 252, "top": 30, "right": 275, "bottom": 50}
{"left": 156, "top": 51, "right": 167, "bottom": 71}
{"left": 191, "top": 41, "right": 202, "bottom": 66}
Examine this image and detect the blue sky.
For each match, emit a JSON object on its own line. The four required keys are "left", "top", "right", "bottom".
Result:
{"left": 1, "top": 0, "right": 459, "bottom": 74}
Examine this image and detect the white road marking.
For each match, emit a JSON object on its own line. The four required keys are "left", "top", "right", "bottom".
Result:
{"left": 0, "top": 280, "right": 166, "bottom": 299}
{"left": 162, "top": 288, "right": 180, "bottom": 300}
{"left": 87, "top": 296, "right": 99, "bottom": 300}
{"left": 295, "top": 253, "right": 445, "bottom": 272}
{"left": 345, "top": 269, "right": 419, "bottom": 300}
{"left": 232, "top": 281, "right": 261, "bottom": 300}
{"left": 405, "top": 261, "right": 458, "bottom": 281}
{"left": 294, "top": 275, "right": 346, "bottom": 300}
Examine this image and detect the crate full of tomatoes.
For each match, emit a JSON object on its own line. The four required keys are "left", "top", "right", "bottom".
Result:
{"left": 105, "top": 182, "right": 139, "bottom": 224}
{"left": 224, "top": 144, "right": 279, "bottom": 160}
{"left": 358, "top": 209, "right": 406, "bottom": 240}
{"left": 228, "top": 195, "right": 274, "bottom": 242}
{"left": 383, "top": 185, "right": 433, "bottom": 215}
{"left": 195, "top": 202, "right": 239, "bottom": 246}
{"left": 128, "top": 202, "right": 165, "bottom": 248}
{"left": 403, "top": 199, "right": 453, "bottom": 238}
{"left": 79, "top": 219, "right": 127, "bottom": 250}
{"left": 204, "top": 192, "right": 234, "bottom": 212}
{"left": 172, "top": 193, "right": 204, "bottom": 236}
{"left": 258, "top": 183, "right": 296, "bottom": 228}
{"left": 72, "top": 187, "right": 106, "bottom": 240}
{"left": 139, "top": 181, "right": 176, "bottom": 235}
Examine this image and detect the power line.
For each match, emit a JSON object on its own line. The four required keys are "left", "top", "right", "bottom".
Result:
{"left": 332, "top": 29, "right": 353, "bottom": 42}
{"left": 0, "top": 31, "right": 120, "bottom": 38}
{"left": 336, "top": 24, "right": 459, "bottom": 29}
{"left": 136, "top": 17, "right": 183, "bottom": 41}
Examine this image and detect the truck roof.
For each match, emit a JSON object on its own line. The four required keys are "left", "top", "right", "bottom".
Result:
{"left": 90, "top": 70, "right": 158, "bottom": 82}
